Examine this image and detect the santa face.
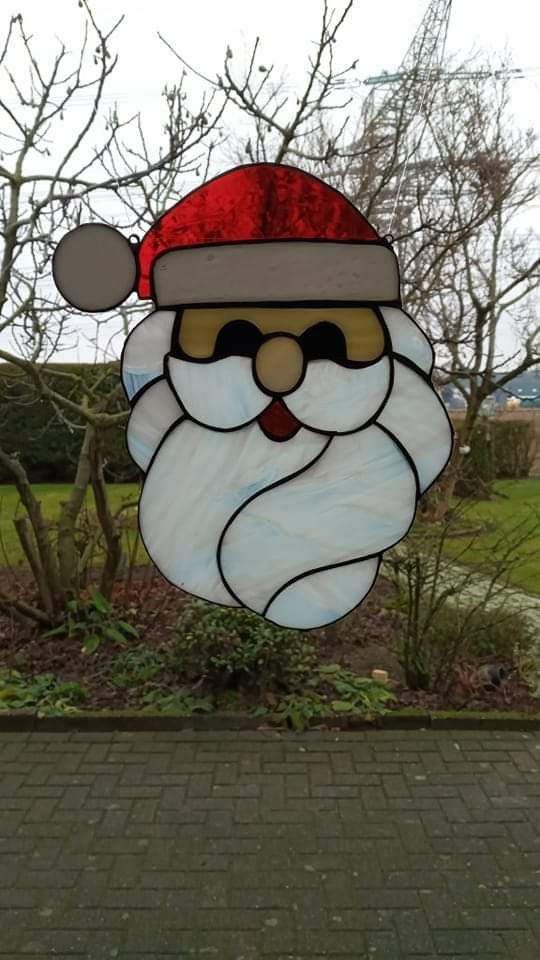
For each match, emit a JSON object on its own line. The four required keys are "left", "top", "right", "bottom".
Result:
{"left": 122, "top": 303, "right": 453, "bottom": 629}
{"left": 166, "top": 305, "right": 391, "bottom": 438}
{"left": 51, "top": 163, "right": 454, "bottom": 630}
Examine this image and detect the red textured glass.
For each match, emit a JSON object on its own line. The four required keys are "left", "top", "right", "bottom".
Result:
{"left": 137, "top": 163, "right": 379, "bottom": 299}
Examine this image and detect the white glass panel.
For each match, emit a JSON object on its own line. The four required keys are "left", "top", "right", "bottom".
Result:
{"left": 266, "top": 557, "right": 379, "bottom": 629}
{"left": 127, "top": 379, "right": 183, "bottom": 472}
{"left": 121, "top": 310, "right": 176, "bottom": 401}
{"left": 139, "top": 420, "right": 327, "bottom": 607}
{"left": 167, "top": 355, "right": 268, "bottom": 429}
{"left": 286, "top": 357, "right": 390, "bottom": 433}
{"left": 377, "top": 361, "right": 453, "bottom": 493}
{"left": 381, "top": 306, "right": 433, "bottom": 373}
{"left": 220, "top": 425, "right": 416, "bottom": 614}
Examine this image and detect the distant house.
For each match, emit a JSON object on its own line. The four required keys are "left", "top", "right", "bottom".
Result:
{"left": 438, "top": 384, "right": 466, "bottom": 409}
{"left": 439, "top": 371, "right": 540, "bottom": 411}
{"left": 503, "top": 370, "right": 540, "bottom": 408}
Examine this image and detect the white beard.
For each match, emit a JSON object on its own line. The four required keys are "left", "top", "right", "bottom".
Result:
{"left": 138, "top": 416, "right": 419, "bottom": 628}
{"left": 124, "top": 307, "right": 453, "bottom": 629}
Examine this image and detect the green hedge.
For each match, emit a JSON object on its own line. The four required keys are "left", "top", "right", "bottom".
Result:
{"left": 0, "top": 364, "right": 138, "bottom": 483}
{"left": 454, "top": 417, "right": 535, "bottom": 497}
{"left": 494, "top": 419, "right": 537, "bottom": 479}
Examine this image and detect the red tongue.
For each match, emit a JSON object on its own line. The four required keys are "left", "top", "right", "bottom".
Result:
{"left": 258, "top": 399, "right": 301, "bottom": 440}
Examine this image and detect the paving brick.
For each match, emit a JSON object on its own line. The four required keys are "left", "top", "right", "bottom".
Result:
{"left": 433, "top": 929, "right": 507, "bottom": 953}
{"left": 365, "top": 930, "right": 402, "bottom": 958}
{"left": 382, "top": 775, "right": 411, "bottom": 798}
{"left": 394, "top": 908, "right": 436, "bottom": 953}
{"left": 296, "top": 930, "right": 365, "bottom": 954}
{"left": 385, "top": 869, "right": 447, "bottom": 889}
{"left": 501, "top": 929, "right": 540, "bottom": 960}
{"left": 395, "top": 820, "right": 431, "bottom": 853}
{"left": 1, "top": 728, "right": 539, "bottom": 958}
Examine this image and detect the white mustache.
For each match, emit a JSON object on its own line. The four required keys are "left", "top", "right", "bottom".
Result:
{"left": 166, "top": 354, "right": 268, "bottom": 428}
{"left": 119, "top": 306, "right": 435, "bottom": 408}
{"left": 166, "top": 352, "right": 392, "bottom": 434}
{"left": 286, "top": 356, "right": 391, "bottom": 432}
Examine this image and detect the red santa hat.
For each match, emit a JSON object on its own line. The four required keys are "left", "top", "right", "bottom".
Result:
{"left": 52, "top": 163, "right": 400, "bottom": 312}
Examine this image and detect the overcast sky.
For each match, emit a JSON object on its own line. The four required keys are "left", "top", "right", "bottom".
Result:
{"left": 11, "top": 0, "right": 539, "bottom": 118}
{"left": 2, "top": 0, "right": 540, "bottom": 362}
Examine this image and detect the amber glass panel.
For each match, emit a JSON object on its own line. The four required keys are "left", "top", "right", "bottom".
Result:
{"left": 178, "top": 307, "right": 384, "bottom": 363}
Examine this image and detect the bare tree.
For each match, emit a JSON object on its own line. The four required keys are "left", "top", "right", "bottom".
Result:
{"left": 0, "top": 3, "right": 224, "bottom": 623}
{"left": 160, "top": 0, "right": 359, "bottom": 170}
{"left": 326, "top": 58, "right": 539, "bottom": 515}
{"left": 404, "top": 66, "right": 540, "bottom": 514}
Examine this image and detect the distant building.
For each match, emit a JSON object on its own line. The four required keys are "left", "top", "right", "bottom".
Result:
{"left": 438, "top": 384, "right": 466, "bottom": 409}
{"left": 504, "top": 370, "right": 540, "bottom": 408}
{"left": 439, "top": 370, "right": 540, "bottom": 411}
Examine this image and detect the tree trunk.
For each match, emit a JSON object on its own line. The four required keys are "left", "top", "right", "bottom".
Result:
{"left": 0, "top": 445, "right": 63, "bottom": 614}
{"left": 423, "top": 399, "right": 485, "bottom": 522}
{"left": 89, "top": 433, "right": 124, "bottom": 601}
{"left": 14, "top": 516, "right": 55, "bottom": 619}
{"left": 56, "top": 423, "right": 94, "bottom": 600}
{"left": 424, "top": 441, "right": 462, "bottom": 522}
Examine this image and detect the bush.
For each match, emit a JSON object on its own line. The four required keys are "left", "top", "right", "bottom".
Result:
{"left": 0, "top": 668, "right": 87, "bottom": 717}
{"left": 43, "top": 588, "right": 139, "bottom": 655}
{"left": 453, "top": 417, "right": 536, "bottom": 497}
{"left": 168, "top": 599, "right": 318, "bottom": 692}
{"left": 385, "top": 503, "right": 538, "bottom": 692}
{"left": 423, "top": 601, "right": 534, "bottom": 661}
{"left": 0, "top": 363, "right": 137, "bottom": 483}
{"left": 394, "top": 591, "right": 535, "bottom": 693}
{"left": 515, "top": 635, "right": 540, "bottom": 698}
{"left": 494, "top": 419, "right": 536, "bottom": 479}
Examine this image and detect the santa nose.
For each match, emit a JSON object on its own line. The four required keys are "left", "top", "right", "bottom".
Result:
{"left": 255, "top": 336, "right": 304, "bottom": 394}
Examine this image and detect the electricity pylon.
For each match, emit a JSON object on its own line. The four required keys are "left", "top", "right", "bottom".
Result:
{"left": 349, "top": 0, "right": 534, "bottom": 228}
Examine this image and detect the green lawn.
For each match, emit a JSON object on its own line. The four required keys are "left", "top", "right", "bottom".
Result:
{"left": 444, "top": 479, "right": 540, "bottom": 595}
{"left": 1, "top": 478, "right": 539, "bottom": 595}
{"left": 0, "top": 482, "right": 145, "bottom": 568}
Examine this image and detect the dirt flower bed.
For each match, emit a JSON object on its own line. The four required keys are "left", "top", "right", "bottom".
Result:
{"left": 0, "top": 566, "right": 538, "bottom": 718}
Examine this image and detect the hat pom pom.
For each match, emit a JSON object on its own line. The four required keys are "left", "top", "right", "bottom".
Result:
{"left": 53, "top": 224, "right": 137, "bottom": 312}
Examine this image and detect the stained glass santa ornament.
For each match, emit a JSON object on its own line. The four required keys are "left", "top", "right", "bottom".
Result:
{"left": 52, "top": 163, "right": 453, "bottom": 629}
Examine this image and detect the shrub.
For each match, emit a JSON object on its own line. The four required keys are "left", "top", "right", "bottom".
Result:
{"left": 109, "top": 644, "right": 167, "bottom": 688}
{"left": 269, "top": 691, "right": 331, "bottom": 730}
{"left": 453, "top": 417, "right": 536, "bottom": 498}
{"left": 393, "top": 592, "right": 535, "bottom": 692}
{"left": 0, "top": 363, "right": 137, "bottom": 483}
{"left": 385, "top": 503, "right": 538, "bottom": 692}
{"left": 515, "top": 636, "right": 540, "bottom": 699}
{"left": 494, "top": 419, "right": 536, "bottom": 479}
{"left": 168, "top": 599, "right": 317, "bottom": 692}
{"left": 317, "top": 663, "right": 396, "bottom": 715}
{"left": 423, "top": 601, "right": 534, "bottom": 661}
{"left": 0, "top": 668, "right": 87, "bottom": 717}
{"left": 43, "top": 588, "right": 139, "bottom": 655}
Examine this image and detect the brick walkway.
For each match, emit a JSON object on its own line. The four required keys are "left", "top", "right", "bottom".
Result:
{"left": 1, "top": 728, "right": 540, "bottom": 959}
